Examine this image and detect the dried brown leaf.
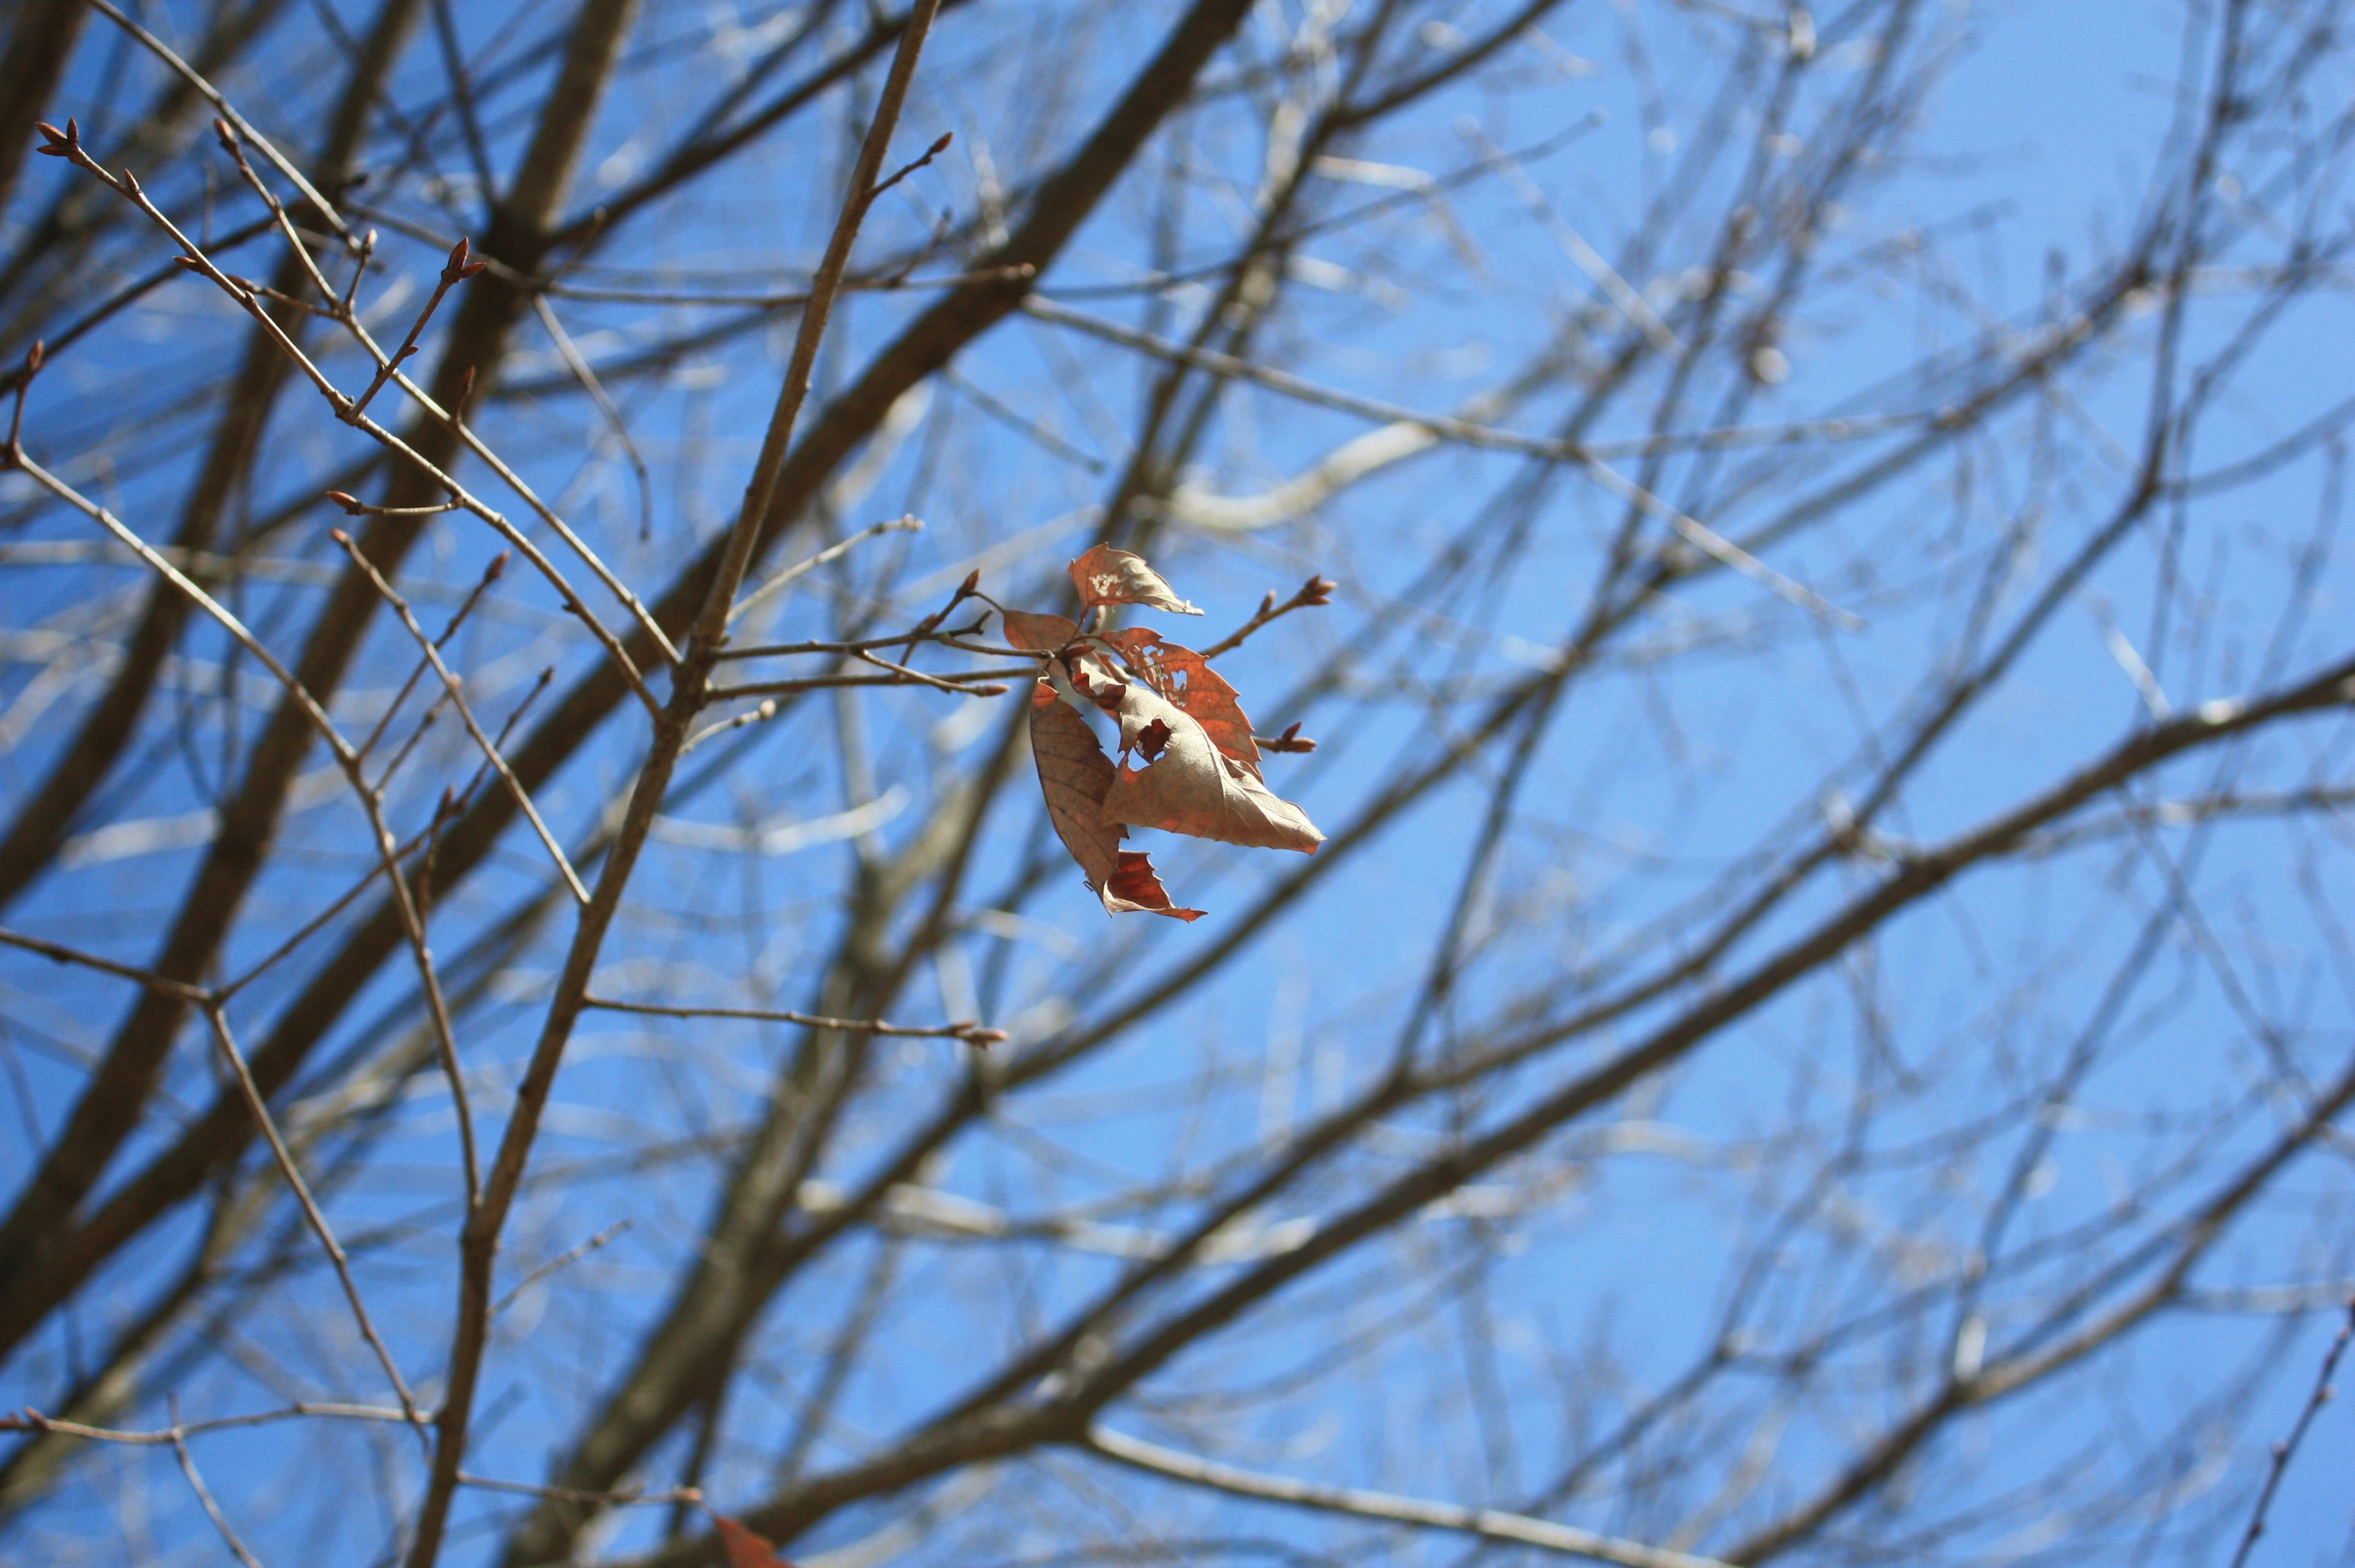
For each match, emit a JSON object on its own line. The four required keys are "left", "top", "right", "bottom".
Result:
{"left": 1100, "top": 626, "right": 1162, "bottom": 656}
{"left": 1132, "top": 639, "right": 1258, "bottom": 771}
{"left": 1000, "top": 609, "right": 1078, "bottom": 652}
{"left": 1068, "top": 543, "right": 1202, "bottom": 616}
{"left": 1103, "top": 682, "right": 1322, "bottom": 854}
{"left": 1028, "top": 679, "right": 1202, "bottom": 920}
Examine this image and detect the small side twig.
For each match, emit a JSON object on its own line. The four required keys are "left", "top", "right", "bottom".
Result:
{"left": 1198, "top": 573, "right": 1335, "bottom": 659}
{"left": 2, "top": 1403, "right": 408, "bottom": 1444}
{"left": 708, "top": 670, "right": 1009, "bottom": 702}
{"left": 854, "top": 646, "right": 1000, "bottom": 695}
{"left": 334, "top": 529, "right": 590, "bottom": 903}
{"left": 869, "top": 129, "right": 952, "bottom": 199}
{"left": 0, "top": 924, "right": 213, "bottom": 1003}
{"left": 532, "top": 292, "right": 654, "bottom": 540}
{"left": 347, "top": 234, "right": 484, "bottom": 423}
{"left": 716, "top": 620, "right": 1000, "bottom": 662}
{"left": 169, "top": 1396, "right": 266, "bottom": 1568}
{"left": 2225, "top": 1293, "right": 2355, "bottom": 1568}
{"left": 492, "top": 1219, "right": 635, "bottom": 1317}
{"left": 584, "top": 994, "right": 1006, "bottom": 1046}
{"left": 201, "top": 1005, "right": 425, "bottom": 1436}
{"left": 325, "top": 488, "right": 462, "bottom": 518}
{"left": 458, "top": 1473, "right": 704, "bottom": 1507}
{"left": 728, "top": 514, "right": 923, "bottom": 627}
{"left": 5, "top": 339, "right": 41, "bottom": 457}
{"left": 354, "top": 550, "right": 510, "bottom": 763}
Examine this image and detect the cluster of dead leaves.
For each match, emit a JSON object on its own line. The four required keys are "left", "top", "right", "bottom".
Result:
{"left": 1003, "top": 546, "right": 1325, "bottom": 920}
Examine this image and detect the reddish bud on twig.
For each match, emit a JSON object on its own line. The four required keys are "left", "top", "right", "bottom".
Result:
{"left": 329, "top": 527, "right": 353, "bottom": 546}
{"left": 1300, "top": 575, "right": 1336, "bottom": 606}
{"left": 1261, "top": 721, "right": 1318, "bottom": 754}
{"left": 442, "top": 235, "right": 486, "bottom": 283}
{"left": 25, "top": 342, "right": 42, "bottom": 375}
{"left": 34, "top": 121, "right": 72, "bottom": 158}
{"left": 120, "top": 169, "right": 141, "bottom": 196}
{"left": 325, "top": 492, "right": 366, "bottom": 516}
{"left": 484, "top": 551, "right": 510, "bottom": 583}
{"left": 212, "top": 117, "right": 237, "bottom": 154}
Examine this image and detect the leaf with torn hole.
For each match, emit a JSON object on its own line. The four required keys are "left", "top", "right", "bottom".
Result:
{"left": 1103, "top": 680, "right": 1322, "bottom": 854}
{"left": 1100, "top": 625, "right": 1162, "bottom": 656}
{"left": 1132, "top": 638, "right": 1258, "bottom": 771}
{"left": 1000, "top": 609, "right": 1078, "bottom": 652}
{"left": 1069, "top": 543, "right": 1202, "bottom": 615}
{"left": 1029, "top": 679, "right": 1202, "bottom": 920}
{"left": 713, "top": 1513, "right": 795, "bottom": 1568}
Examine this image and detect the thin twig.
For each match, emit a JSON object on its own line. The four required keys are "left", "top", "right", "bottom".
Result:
{"left": 1086, "top": 1424, "right": 1736, "bottom": 1568}
{"left": 540, "top": 259, "right": 1033, "bottom": 308}
{"left": 586, "top": 995, "right": 1005, "bottom": 1045}
{"left": 492, "top": 1220, "right": 635, "bottom": 1317}
{"left": 853, "top": 648, "right": 1008, "bottom": 695}
{"left": 343, "top": 232, "right": 483, "bottom": 421}
{"left": 458, "top": 1472, "right": 703, "bottom": 1506}
{"left": 335, "top": 530, "right": 591, "bottom": 904}
{"left": 168, "top": 1396, "right": 267, "bottom": 1568}
{"left": 728, "top": 514, "right": 924, "bottom": 627}
{"left": 717, "top": 624, "right": 1008, "bottom": 663}
{"left": 2, "top": 1403, "right": 410, "bottom": 1444}
{"left": 199, "top": 1006, "right": 424, "bottom": 1435}
{"left": 533, "top": 293, "right": 654, "bottom": 540}
{"left": 0, "top": 925, "right": 213, "bottom": 1003}
{"left": 86, "top": 0, "right": 354, "bottom": 235}
{"left": 354, "top": 551, "right": 510, "bottom": 763}
{"left": 2225, "top": 1293, "right": 2355, "bottom": 1568}
{"left": 1197, "top": 573, "right": 1335, "bottom": 659}
{"left": 869, "top": 130, "right": 952, "bottom": 199}
{"left": 708, "top": 670, "right": 1009, "bottom": 700}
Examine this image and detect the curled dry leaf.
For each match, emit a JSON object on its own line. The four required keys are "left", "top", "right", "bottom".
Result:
{"left": 1068, "top": 543, "right": 1202, "bottom": 616}
{"left": 1127, "top": 635, "right": 1258, "bottom": 770}
{"left": 1030, "top": 680, "right": 1202, "bottom": 920}
{"left": 713, "top": 1513, "right": 795, "bottom": 1568}
{"left": 1103, "top": 679, "right": 1321, "bottom": 853}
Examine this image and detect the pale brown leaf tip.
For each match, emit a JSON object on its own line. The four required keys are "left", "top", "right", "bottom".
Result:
{"left": 1068, "top": 543, "right": 1202, "bottom": 615}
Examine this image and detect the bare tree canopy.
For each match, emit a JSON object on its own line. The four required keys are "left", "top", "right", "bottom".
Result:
{"left": 0, "top": 1, "right": 2351, "bottom": 1566}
